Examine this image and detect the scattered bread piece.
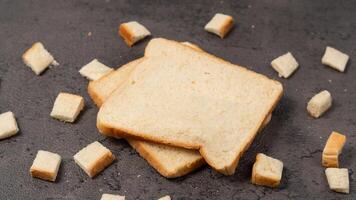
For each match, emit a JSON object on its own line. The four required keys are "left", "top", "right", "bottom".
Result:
{"left": 307, "top": 90, "right": 332, "bottom": 118}
{"left": 101, "top": 194, "right": 125, "bottom": 200}
{"left": 251, "top": 153, "right": 283, "bottom": 187}
{"left": 73, "top": 141, "right": 115, "bottom": 178}
{"left": 22, "top": 42, "right": 58, "bottom": 75}
{"left": 50, "top": 92, "right": 84, "bottom": 123}
{"left": 0, "top": 111, "right": 19, "bottom": 140}
{"left": 322, "top": 131, "right": 346, "bottom": 168}
{"left": 322, "top": 46, "right": 349, "bottom": 72}
{"left": 119, "top": 21, "right": 151, "bottom": 46}
{"left": 30, "top": 150, "right": 61, "bottom": 182}
{"left": 271, "top": 52, "right": 299, "bottom": 78}
{"left": 325, "top": 168, "right": 349, "bottom": 194}
{"left": 79, "top": 59, "right": 113, "bottom": 81}
{"left": 158, "top": 195, "right": 171, "bottom": 200}
{"left": 204, "top": 13, "right": 234, "bottom": 38}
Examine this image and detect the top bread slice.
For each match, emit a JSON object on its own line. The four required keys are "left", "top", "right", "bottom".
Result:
{"left": 97, "top": 38, "right": 283, "bottom": 175}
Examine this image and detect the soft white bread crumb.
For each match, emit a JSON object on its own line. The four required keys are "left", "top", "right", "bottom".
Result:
{"left": 325, "top": 168, "right": 349, "bottom": 194}
{"left": 0, "top": 111, "right": 19, "bottom": 140}
{"left": 251, "top": 153, "right": 283, "bottom": 187}
{"left": 79, "top": 59, "right": 113, "bottom": 81}
{"left": 322, "top": 46, "right": 349, "bottom": 72}
{"left": 271, "top": 52, "right": 299, "bottom": 78}
{"left": 307, "top": 90, "right": 332, "bottom": 118}
{"left": 204, "top": 13, "right": 234, "bottom": 38}
{"left": 101, "top": 194, "right": 125, "bottom": 200}
{"left": 73, "top": 141, "right": 115, "bottom": 178}
{"left": 22, "top": 42, "right": 58, "bottom": 75}
{"left": 50, "top": 92, "right": 84, "bottom": 123}
{"left": 30, "top": 150, "right": 61, "bottom": 182}
{"left": 158, "top": 195, "right": 171, "bottom": 200}
{"left": 119, "top": 21, "right": 151, "bottom": 46}
{"left": 322, "top": 131, "right": 346, "bottom": 168}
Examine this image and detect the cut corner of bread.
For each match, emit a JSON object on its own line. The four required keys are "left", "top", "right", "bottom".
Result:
{"left": 22, "top": 42, "right": 58, "bottom": 75}
{"left": 97, "top": 38, "right": 283, "bottom": 175}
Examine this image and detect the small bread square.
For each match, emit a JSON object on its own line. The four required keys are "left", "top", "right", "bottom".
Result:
{"left": 325, "top": 168, "right": 349, "bottom": 194}
{"left": 322, "top": 131, "right": 346, "bottom": 168}
{"left": 30, "top": 150, "right": 61, "bottom": 182}
{"left": 158, "top": 195, "right": 171, "bottom": 200}
{"left": 50, "top": 92, "right": 84, "bottom": 123}
{"left": 0, "top": 111, "right": 19, "bottom": 140}
{"left": 322, "top": 46, "right": 349, "bottom": 72}
{"left": 271, "top": 52, "right": 299, "bottom": 78}
{"left": 22, "top": 42, "right": 58, "bottom": 75}
{"left": 251, "top": 153, "right": 283, "bottom": 187}
{"left": 101, "top": 194, "right": 125, "bottom": 200}
{"left": 307, "top": 90, "right": 332, "bottom": 118}
{"left": 204, "top": 13, "right": 234, "bottom": 38}
{"left": 119, "top": 21, "right": 151, "bottom": 46}
{"left": 73, "top": 141, "right": 115, "bottom": 178}
{"left": 79, "top": 59, "right": 113, "bottom": 81}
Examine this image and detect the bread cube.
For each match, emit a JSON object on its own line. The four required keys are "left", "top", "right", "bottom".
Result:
{"left": 325, "top": 168, "right": 349, "bottom": 194}
{"left": 271, "top": 52, "right": 299, "bottom": 78}
{"left": 73, "top": 141, "right": 115, "bottom": 178}
{"left": 22, "top": 42, "right": 58, "bottom": 75}
{"left": 50, "top": 92, "right": 84, "bottom": 123}
{"left": 322, "top": 46, "right": 349, "bottom": 72}
{"left": 204, "top": 13, "right": 234, "bottom": 38}
{"left": 158, "top": 195, "right": 171, "bottom": 200}
{"left": 0, "top": 111, "right": 19, "bottom": 140}
{"left": 30, "top": 150, "right": 61, "bottom": 182}
{"left": 79, "top": 59, "right": 113, "bottom": 81}
{"left": 119, "top": 21, "right": 151, "bottom": 46}
{"left": 251, "top": 153, "right": 283, "bottom": 187}
{"left": 322, "top": 131, "right": 346, "bottom": 168}
{"left": 101, "top": 194, "right": 125, "bottom": 200}
{"left": 307, "top": 90, "right": 332, "bottom": 118}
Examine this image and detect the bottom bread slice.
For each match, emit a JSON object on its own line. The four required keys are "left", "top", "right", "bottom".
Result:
{"left": 89, "top": 54, "right": 273, "bottom": 177}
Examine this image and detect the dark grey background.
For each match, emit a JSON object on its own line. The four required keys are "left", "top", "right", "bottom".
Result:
{"left": 0, "top": 0, "right": 355, "bottom": 199}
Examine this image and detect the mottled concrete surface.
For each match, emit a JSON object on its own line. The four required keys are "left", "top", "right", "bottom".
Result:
{"left": 0, "top": 0, "right": 355, "bottom": 199}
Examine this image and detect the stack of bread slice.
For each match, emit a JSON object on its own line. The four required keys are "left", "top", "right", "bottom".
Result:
{"left": 90, "top": 38, "right": 283, "bottom": 177}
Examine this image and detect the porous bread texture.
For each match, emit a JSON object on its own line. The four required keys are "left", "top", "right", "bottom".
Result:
{"left": 322, "top": 46, "right": 349, "bottom": 72}
{"left": 50, "top": 92, "right": 85, "bottom": 123}
{"left": 307, "top": 90, "right": 332, "bottom": 118}
{"left": 22, "top": 42, "right": 58, "bottom": 75}
{"left": 322, "top": 131, "right": 346, "bottom": 168}
{"left": 97, "top": 38, "right": 283, "bottom": 175}
{"left": 325, "top": 168, "right": 349, "bottom": 194}
{"left": 30, "top": 150, "right": 61, "bottom": 182}
{"left": 73, "top": 141, "right": 115, "bottom": 178}
{"left": 204, "top": 13, "right": 234, "bottom": 38}
{"left": 0, "top": 111, "right": 19, "bottom": 140}
{"left": 119, "top": 21, "right": 151, "bottom": 46}
{"left": 251, "top": 153, "right": 283, "bottom": 187}
{"left": 271, "top": 52, "right": 299, "bottom": 78}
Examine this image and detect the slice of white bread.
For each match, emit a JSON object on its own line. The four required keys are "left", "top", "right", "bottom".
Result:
{"left": 325, "top": 168, "right": 349, "bottom": 194}
{"left": 119, "top": 21, "right": 151, "bottom": 47}
{"left": 101, "top": 194, "right": 125, "bottom": 200}
{"left": 30, "top": 150, "right": 61, "bottom": 182}
{"left": 22, "top": 42, "right": 59, "bottom": 75}
{"left": 73, "top": 141, "right": 115, "bottom": 178}
{"left": 251, "top": 153, "right": 283, "bottom": 187}
{"left": 97, "top": 38, "right": 283, "bottom": 175}
{"left": 322, "top": 131, "right": 346, "bottom": 168}
{"left": 0, "top": 111, "right": 19, "bottom": 140}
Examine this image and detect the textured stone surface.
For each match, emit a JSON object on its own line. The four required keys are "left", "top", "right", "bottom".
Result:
{"left": 0, "top": 0, "right": 355, "bottom": 199}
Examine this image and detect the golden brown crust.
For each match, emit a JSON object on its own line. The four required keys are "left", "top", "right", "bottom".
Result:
{"left": 251, "top": 154, "right": 281, "bottom": 187}
{"left": 127, "top": 139, "right": 205, "bottom": 178}
{"left": 220, "top": 17, "right": 234, "bottom": 38}
{"left": 88, "top": 152, "right": 115, "bottom": 178}
{"left": 322, "top": 131, "right": 346, "bottom": 168}
{"left": 30, "top": 168, "right": 56, "bottom": 182}
{"left": 119, "top": 24, "right": 135, "bottom": 47}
